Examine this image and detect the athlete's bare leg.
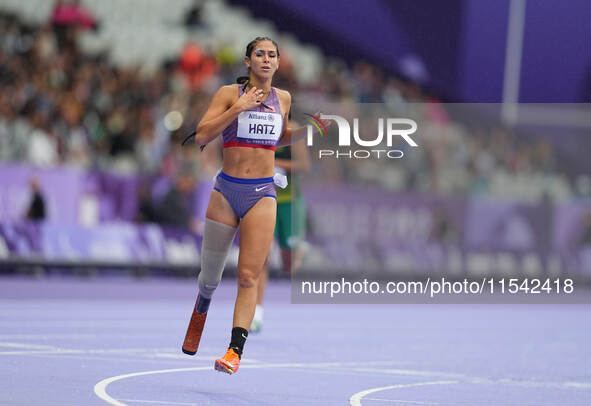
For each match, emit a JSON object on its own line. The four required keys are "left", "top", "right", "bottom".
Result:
{"left": 206, "top": 190, "right": 239, "bottom": 228}
{"left": 233, "top": 196, "right": 276, "bottom": 329}
{"left": 256, "top": 257, "right": 269, "bottom": 306}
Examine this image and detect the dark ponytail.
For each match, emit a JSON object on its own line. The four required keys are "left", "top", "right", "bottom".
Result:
{"left": 235, "top": 36, "right": 280, "bottom": 90}
{"left": 236, "top": 76, "right": 250, "bottom": 90}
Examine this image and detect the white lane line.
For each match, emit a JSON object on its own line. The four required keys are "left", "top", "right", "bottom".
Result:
{"left": 11, "top": 353, "right": 213, "bottom": 366}
{"left": 364, "top": 399, "right": 439, "bottom": 405}
{"left": 351, "top": 369, "right": 591, "bottom": 392}
{"left": 0, "top": 349, "right": 187, "bottom": 356}
{"left": 0, "top": 342, "right": 59, "bottom": 350}
{"left": 564, "top": 382, "right": 591, "bottom": 389}
{"left": 351, "top": 368, "right": 467, "bottom": 380}
{"left": 117, "top": 399, "right": 200, "bottom": 405}
{"left": 0, "top": 334, "right": 173, "bottom": 339}
{"left": 0, "top": 345, "right": 261, "bottom": 364}
{"left": 95, "top": 366, "right": 212, "bottom": 406}
{"left": 349, "top": 381, "right": 459, "bottom": 406}
{"left": 0, "top": 350, "right": 82, "bottom": 355}
{"left": 0, "top": 321, "right": 184, "bottom": 328}
{"left": 0, "top": 347, "right": 178, "bottom": 355}
{"left": 94, "top": 361, "right": 417, "bottom": 406}
{"left": 0, "top": 334, "right": 98, "bottom": 339}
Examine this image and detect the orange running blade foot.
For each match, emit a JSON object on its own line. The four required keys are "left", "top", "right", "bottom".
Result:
{"left": 182, "top": 307, "right": 207, "bottom": 356}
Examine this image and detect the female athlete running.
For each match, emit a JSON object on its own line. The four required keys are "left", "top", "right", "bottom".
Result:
{"left": 182, "top": 37, "right": 321, "bottom": 374}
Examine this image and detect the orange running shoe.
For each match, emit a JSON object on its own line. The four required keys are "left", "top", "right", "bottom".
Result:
{"left": 182, "top": 304, "right": 207, "bottom": 356}
{"left": 214, "top": 348, "right": 241, "bottom": 374}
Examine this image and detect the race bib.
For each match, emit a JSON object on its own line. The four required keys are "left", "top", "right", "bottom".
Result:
{"left": 236, "top": 111, "right": 283, "bottom": 145}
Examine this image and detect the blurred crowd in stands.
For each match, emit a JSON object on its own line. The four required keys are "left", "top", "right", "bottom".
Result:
{"left": 0, "top": 7, "right": 585, "bottom": 207}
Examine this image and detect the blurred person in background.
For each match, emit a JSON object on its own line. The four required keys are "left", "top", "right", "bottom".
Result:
{"left": 251, "top": 133, "right": 310, "bottom": 333}
{"left": 135, "top": 184, "right": 158, "bottom": 225}
{"left": 429, "top": 206, "right": 459, "bottom": 245}
{"left": 184, "top": 0, "right": 205, "bottom": 29}
{"left": 26, "top": 177, "right": 46, "bottom": 221}
{"left": 578, "top": 209, "right": 591, "bottom": 247}
{"left": 26, "top": 111, "right": 59, "bottom": 167}
{"left": 154, "top": 164, "right": 198, "bottom": 231}
{"left": 178, "top": 42, "right": 219, "bottom": 91}
{"left": 573, "top": 208, "right": 591, "bottom": 274}
{"left": 51, "top": 0, "right": 97, "bottom": 50}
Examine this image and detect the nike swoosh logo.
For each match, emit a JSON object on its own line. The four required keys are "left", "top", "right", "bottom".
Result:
{"left": 242, "top": 333, "right": 248, "bottom": 339}
{"left": 255, "top": 186, "right": 267, "bottom": 192}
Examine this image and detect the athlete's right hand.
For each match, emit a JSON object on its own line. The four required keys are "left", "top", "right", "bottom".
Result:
{"left": 233, "top": 86, "right": 265, "bottom": 112}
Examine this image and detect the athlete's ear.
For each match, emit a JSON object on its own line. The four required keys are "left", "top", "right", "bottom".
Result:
{"left": 244, "top": 56, "right": 250, "bottom": 69}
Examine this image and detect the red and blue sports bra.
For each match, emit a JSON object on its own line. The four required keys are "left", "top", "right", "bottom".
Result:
{"left": 222, "top": 86, "right": 284, "bottom": 151}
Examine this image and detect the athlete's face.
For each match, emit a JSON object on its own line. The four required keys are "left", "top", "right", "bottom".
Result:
{"left": 246, "top": 40, "right": 279, "bottom": 78}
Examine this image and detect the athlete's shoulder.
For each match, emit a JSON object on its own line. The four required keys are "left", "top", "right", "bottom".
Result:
{"left": 212, "top": 84, "right": 240, "bottom": 106}
{"left": 217, "top": 84, "right": 240, "bottom": 96}
{"left": 274, "top": 87, "right": 291, "bottom": 103}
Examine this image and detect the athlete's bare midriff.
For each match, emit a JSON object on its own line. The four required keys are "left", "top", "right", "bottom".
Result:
{"left": 222, "top": 147, "right": 275, "bottom": 178}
